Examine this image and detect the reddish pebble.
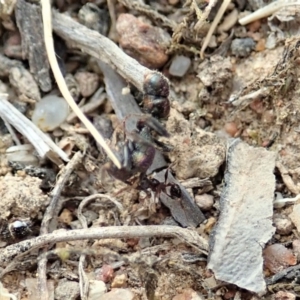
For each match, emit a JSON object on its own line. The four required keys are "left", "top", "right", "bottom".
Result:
{"left": 273, "top": 291, "right": 296, "bottom": 300}
{"left": 95, "top": 264, "right": 114, "bottom": 283}
{"left": 116, "top": 14, "right": 170, "bottom": 68}
{"left": 248, "top": 20, "right": 262, "bottom": 32}
{"left": 224, "top": 122, "right": 238, "bottom": 137}
{"left": 263, "top": 244, "right": 297, "bottom": 273}
{"left": 250, "top": 99, "right": 264, "bottom": 114}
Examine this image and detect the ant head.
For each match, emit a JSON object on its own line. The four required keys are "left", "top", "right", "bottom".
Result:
{"left": 170, "top": 184, "right": 181, "bottom": 198}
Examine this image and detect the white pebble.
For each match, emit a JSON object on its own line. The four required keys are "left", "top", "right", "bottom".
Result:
{"left": 32, "top": 95, "right": 69, "bottom": 132}
{"left": 169, "top": 55, "right": 191, "bottom": 77}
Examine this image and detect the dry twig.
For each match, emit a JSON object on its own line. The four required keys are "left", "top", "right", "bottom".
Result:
{"left": 0, "top": 226, "right": 208, "bottom": 270}
{"left": 52, "top": 10, "right": 169, "bottom": 96}
{"left": 37, "top": 151, "right": 83, "bottom": 300}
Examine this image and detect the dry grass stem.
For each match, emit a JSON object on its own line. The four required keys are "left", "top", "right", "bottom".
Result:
{"left": 200, "top": 0, "right": 232, "bottom": 59}
{"left": 0, "top": 94, "right": 69, "bottom": 163}
{"left": 40, "top": 0, "right": 121, "bottom": 169}
{"left": 239, "top": 1, "right": 300, "bottom": 25}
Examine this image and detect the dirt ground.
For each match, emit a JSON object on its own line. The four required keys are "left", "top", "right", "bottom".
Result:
{"left": 1, "top": 0, "right": 300, "bottom": 299}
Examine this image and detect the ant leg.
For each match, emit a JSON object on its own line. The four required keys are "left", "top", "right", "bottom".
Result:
{"left": 123, "top": 113, "right": 169, "bottom": 137}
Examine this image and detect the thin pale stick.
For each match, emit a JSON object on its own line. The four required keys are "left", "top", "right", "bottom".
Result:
{"left": 40, "top": 0, "right": 121, "bottom": 169}
{"left": 200, "top": 0, "right": 232, "bottom": 59}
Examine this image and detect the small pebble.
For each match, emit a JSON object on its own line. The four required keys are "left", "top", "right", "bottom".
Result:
{"left": 99, "top": 288, "right": 134, "bottom": 300}
{"left": 224, "top": 122, "right": 238, "bottom": 137}
{"left": 263, "top": 244, "right": 297, "bottom": 273}
{"left": 231, "top": 38, "right": 256, "bottom": 57}
{"left": 55, "top": 279, "right": 79, "bottom": 300}
{"left": 265, "top": 32, "right": 277, "bottom": 49}
{"left": 116, "top": 13, "right": 170, "bottom": 68}
{"left": 59, "top": 208, "right": 73, "bottom": 225}
{"left": 6, "top": 144, "right": 39, "bottom": 166}
{"left": 169, "top": 55, "right": 191, "bottom": 77}
{"left": 273, "top": 291, "right": 296, "bottom": 300}
{"left": 273, "top": 215, "right": 294, "bottom": 235}
{"left": 78, "top": 3, "right": 109, "bottom": 36}
{"left": 248, "top": 20, "right": 262, "bottom": 33}
{"left": 262, "top": 109, "right": 274, "bottom": 123}
{"left": 88, "top": 280, "right": 107, "bottom": 300}
{"left": 95, "top": 264, "right": 114, "bottom": 283}
{"left": 195, "top": 194, "right": 214, "bottom": 211}
{"left": 111, "top": 273, "right": 127, "bottom": 288}
{"left": 74, "top": 71, "right": 99, "bottom": 97}
{"left": 218, "top": 9, "right": 238, "bottom": 32}
{"left": 4, "top": 31, "right": 22, "bottom": 59}
{"left": 32, "top": 95, "right": 69, "bottom": 132}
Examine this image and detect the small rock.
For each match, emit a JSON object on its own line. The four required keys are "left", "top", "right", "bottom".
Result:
{"left": 26, "top": 278, "right": 54, "bottom": 300}
{"left": 59, "top": 209, "right": 73, "bottom": 225}
{"left": 218, "top": 9, "right": 238, "bottom": 32}
{"left": 273, "top": 291, "right": 296, "bottom": 300}
{"left": 111, "top": 273, "right": 127, "bottom": 288}
{"left": 78, "top": 3, "right": 109, "bottom": 36}
{"left": 224, "top": 122, "right": 238, "bottom": 137}
{"left": 9, "top": 66, "right": 41, "bottom": 101}
{"left": 273, "top": 215, "right": 294, "bottom": 235}
{"left": 172, "top": 288, "right": 204, "bottom": 300}
{"left": 263, "top": 244, "right": 297, "bottom": 273}
{"left": 95, "top": 264, "right": 114, "bottom": 283}
{"left": 195, "top": 194, "right": 214, "bottom": 211}
{"left": 99, "top": 288, "right": 134, "bottom": 300}
{"left": 74, "top": 71, "right": 99, "bottom": 97}
{"left": 32, "top": 95, "right": 69, "bottom": 132}
{"left": 55, "top": 279, "right": 80, "bottom": 300}
{"left": 248, "top": 20, "right": 262, "bottom": 33}
{"left": 0, "top": 176, "right": 49, "bottom": 219}
{"left": 4, "top": 31, "right": 22, "bottom": 59}
{"left": 116, "top": 13, "right": 170, "bottom": 68}
{"left": 169, "top": 55, "right": 191, "bottom": 77}
{"left": 88, "top": 280, "right": 107, "bottom": 300}
{"left": 231, "top": 38, "right": 256, "bottom": 57}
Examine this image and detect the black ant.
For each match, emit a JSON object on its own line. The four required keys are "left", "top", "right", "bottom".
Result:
{"left": 140, "top": 168, "right": 182, "bottom": 200}
{"left": 103, "top": 115, "right": 169, "bottom": 185}
{"left": 142, "top": 72, "right": 170, "bottom": 119}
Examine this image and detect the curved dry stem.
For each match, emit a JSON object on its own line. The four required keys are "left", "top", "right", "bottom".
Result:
{"left": 40, "top": 0, "right": 121, "bottom": 169}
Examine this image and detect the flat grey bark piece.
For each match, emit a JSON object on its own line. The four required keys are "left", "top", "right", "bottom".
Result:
{"left": 15, "top": 0, "right": 52, "bottom": 92}
{"left": 207, "top": 139, "right": 276, "bottom": 294}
